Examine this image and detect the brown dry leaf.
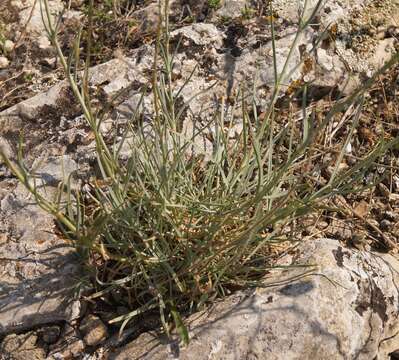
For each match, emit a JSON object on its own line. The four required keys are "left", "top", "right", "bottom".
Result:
{"left": 354, "top": 200, "right": 369, "bottom": 217}
{"left": 302, "top": 56, "right": 314, "bottom": 75}
{"left": 286, "top": 79, "right": 303, "bottom": 95}
{"left": 329, "top": 23, "right": 338, "bottom": 39}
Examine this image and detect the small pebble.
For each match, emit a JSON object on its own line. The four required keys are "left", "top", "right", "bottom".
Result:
{"left": 0, "top": 56, "right": 9, "bottom": 69}
{"left": 3, "top": 39, "right": 14, "bottom": 53}
{"left": 80, "top": 314, "right": 108, "bottom": 347}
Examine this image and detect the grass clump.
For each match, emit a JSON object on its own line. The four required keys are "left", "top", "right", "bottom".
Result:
{"left": 241, "top": 4, "right": 256, "bottom": 19}
{"left": 1, "top": 0, "right": 399, "bottom": 343}
{"left": 208, "top": 0, "right": 222, "bottom": 10}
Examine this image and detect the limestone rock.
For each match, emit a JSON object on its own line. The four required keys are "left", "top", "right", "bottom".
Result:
{"left": 0, "top": 58, "right": 130, "bottom": 123}
{"left": 0, "top": 332, "right": 46, "bottom": 360}
{"left": 372, "top": 38, "right": 397, "bottom": 69}
{"left": 131, "top": 2, "right": 161, "bottom": 34}
{"left": 215, "top": 0, "right": 247, "bottom": 19}
{"left": 35, "top": 155, "right": 78, "bottom": 187}
{"left": 0, "top": 56, "right": 9, "bottom": 69}
{"left": 2, "top": 0, "right": 396, "bottom": 141}
{"left": 0, "top": 182, "right": 81, "bottom": 335}
{"left": 109, "top": 239, "right": 399, "bottom": 360}
{"left": 18, "top": 0, "right": 63, "bottom": 49}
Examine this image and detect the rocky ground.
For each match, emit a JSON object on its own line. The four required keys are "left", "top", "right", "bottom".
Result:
{"left": 1, "top": 0, "right": 399, "bottom": 359}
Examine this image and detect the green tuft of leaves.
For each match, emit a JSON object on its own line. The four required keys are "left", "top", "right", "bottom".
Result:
{"left": 208, "top": 0, "right": 222, "bottom": 10}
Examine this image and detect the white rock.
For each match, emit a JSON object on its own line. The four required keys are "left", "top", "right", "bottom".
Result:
{"left": 372, "top": 38, "right": 397, "bottom": 69}
{"left": 317, "top": 48, "right": 334, "bottom": 72}
{"left": 0, "top": 56, "right": 9, "bottom": 69}
{"left": 17, "top": 0, "right": 63, "bottom": 49}
{"left": 215, "top": 0, "right": 247, "bottom": 19}
{"left": 37, "top": 35, "right": 53, "bottom": 53}
{"left": 2, "top": 40, "right": 14, "bottom": 53}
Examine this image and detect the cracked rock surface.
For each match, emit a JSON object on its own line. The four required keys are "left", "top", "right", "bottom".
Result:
{"left": 109, "top": 239, "right": 399, "bottom": 360}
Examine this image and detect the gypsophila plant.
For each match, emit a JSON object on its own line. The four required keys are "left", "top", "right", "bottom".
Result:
{"left": 1, "top": 0, "right": 399, "bottom": 344}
